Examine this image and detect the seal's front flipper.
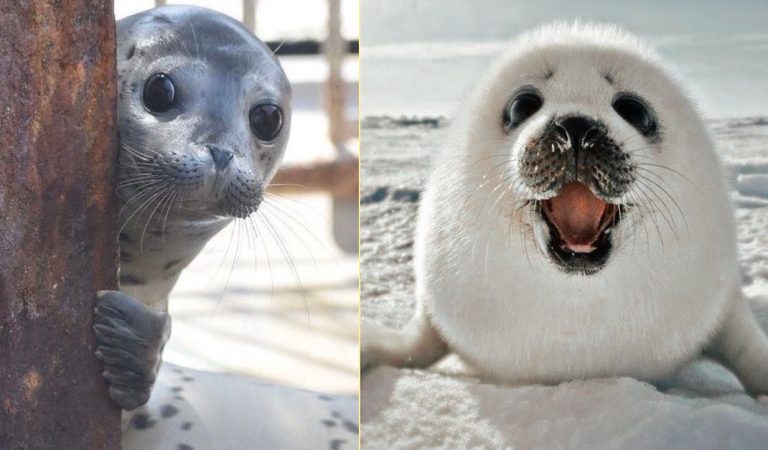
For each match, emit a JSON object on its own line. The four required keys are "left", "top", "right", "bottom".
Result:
{"left": 93, "top": 290, "right": 171, "bottom": 410}
{"left": 362, "top": 309, "right": 447, "bottom": 372}
{"left": 706, "top": 296, "right": 768, "bottom": 397}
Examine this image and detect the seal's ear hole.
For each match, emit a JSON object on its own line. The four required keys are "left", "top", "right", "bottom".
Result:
{"left": 125, "top": 44, "right": 136, "bottom": 60}
{"left": 504, "top": 89, "right": 543, "bottom": 130}
{"left": 143, "top": 72, "right": 177, "bottom": 114}
{"left": 612, "top": 94, "right": 657, "bottom": 138}
{"left": 249, "top": 104, "right": 283, "bottom": 143}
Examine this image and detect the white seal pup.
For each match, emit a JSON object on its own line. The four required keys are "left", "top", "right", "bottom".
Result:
{"left": 362, "top": 22, "right": 768, "bottom": 396}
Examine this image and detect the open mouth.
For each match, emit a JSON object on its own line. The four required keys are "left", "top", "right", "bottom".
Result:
{"left": 538, "top": 182, "right": 621, "bottom": 274}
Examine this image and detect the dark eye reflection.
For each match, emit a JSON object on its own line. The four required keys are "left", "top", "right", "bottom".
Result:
{"left": 504, "top": 90, "right": 543, "bottom": 129}
{"left": 612, "top": 94, "right": 657, "bottom": 138}
{"left": 143, "top": 72, "right": 176, "bottom": 114}
{"left": 249, "top": 104, "right": 283, "bottom": 142}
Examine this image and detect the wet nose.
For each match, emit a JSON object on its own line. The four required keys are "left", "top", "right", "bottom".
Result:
{"left": 206, "top": 145, "right": 234, "bottom": 171}
{"left": 554, "top": 116, "right": 601, "bottom": 148}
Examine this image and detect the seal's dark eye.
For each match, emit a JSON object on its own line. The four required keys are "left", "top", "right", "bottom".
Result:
{"left": 249, "top": 104, "right": 283, "bottom": 142}
{"left": 613, "top": 95, "right": 657, "bottom": 137}
{"left": 143, "top": 73, "right": 176, "bottom": 113}
{"left": 504, "top": 91, "right": 543, "bottom": 129}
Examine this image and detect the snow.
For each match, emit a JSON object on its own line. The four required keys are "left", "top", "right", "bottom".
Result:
{"left": 362, "top": 365, "right": 768, "bottom": 450}
{"left": 361, "top": 117, "right": 768, "bottom": 449}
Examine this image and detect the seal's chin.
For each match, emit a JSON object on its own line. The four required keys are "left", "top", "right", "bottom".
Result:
{"left": 177, "top": 188, "right": 263, "bottom": 219}
{"left": 172, "top": 171, "right": 265, "bottom": 219}
{"left": 536, "top": 182, "right": 622, "bottom": 275}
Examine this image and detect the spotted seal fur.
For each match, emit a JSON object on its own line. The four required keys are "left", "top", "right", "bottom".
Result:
{"left": 93, "top": 5, "right": 291, "bottom": 411}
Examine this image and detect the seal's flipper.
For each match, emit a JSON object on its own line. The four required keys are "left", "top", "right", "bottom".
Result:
{"left": 706, "top": 296, "right": 768, "bottom": 397}
{"left": 94, "top": 290, "right": 171, "bottom": 410}
{"left": 362, "top": 310, "right": 447, "bottom": 371}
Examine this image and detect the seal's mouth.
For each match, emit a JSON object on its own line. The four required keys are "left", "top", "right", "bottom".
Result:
{"left": 537, "top": 182, "right": 621, "bottom": 274}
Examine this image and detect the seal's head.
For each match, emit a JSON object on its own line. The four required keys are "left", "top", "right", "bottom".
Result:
{"left": 116, "top": 6, "right": 291, "bottom": 220}
{"left": 456, "top": 22, "right": 706, "bottom": 275}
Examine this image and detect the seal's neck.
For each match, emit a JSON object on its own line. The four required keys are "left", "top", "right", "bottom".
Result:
{"left": 118, "top": 212, "right": 231, "bottom": 310}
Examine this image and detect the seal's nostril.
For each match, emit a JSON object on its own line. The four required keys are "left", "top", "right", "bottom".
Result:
{"left": 555, "top": 116, "right": 600, "bottom": 149}
{"left": 206, "top": 145, "right": 234, "bottom": 171}
{"left": 582, "top": 127, "right": 602, "bottom": 147}
{"left": 553, "top": 124, "right": 569, "bottom": 144}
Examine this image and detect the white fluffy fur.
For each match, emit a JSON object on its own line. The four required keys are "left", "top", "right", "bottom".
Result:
{"left": 363, "top": 22, "right": 768, "bottom": 394}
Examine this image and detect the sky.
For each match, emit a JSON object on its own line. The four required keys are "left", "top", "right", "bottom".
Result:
{"left": 360, "top": 0, "right": 768, "bottom": 119}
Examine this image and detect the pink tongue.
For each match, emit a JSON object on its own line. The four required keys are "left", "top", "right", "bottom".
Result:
{"left": 543, "top": 182, "right": 610, "bottom": 252}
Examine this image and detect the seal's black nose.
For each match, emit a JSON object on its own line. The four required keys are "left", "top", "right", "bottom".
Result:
{"left": 207, "top": 145, "right": 234, "bottom": 171}
{"left": 554, "top": 116, "right": 602, "bottom": 149}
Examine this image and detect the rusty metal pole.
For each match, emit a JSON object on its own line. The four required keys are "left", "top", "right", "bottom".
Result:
{"left": 0, "top": 1, "right": 121, "bottom": 449}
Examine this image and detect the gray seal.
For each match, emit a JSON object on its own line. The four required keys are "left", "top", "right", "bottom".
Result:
{"left": 93, "top": 5, "right": 291, "bottom": 410}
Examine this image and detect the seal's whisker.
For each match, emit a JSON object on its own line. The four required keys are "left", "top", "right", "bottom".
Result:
{"left": 631, "top": 184, "right": 667, "bottom": 249}
{"left": 634, "top": 160, "right": 702, "bottom": 192}
{"left": 214, "top": 219, "right": 244, "bottom": 313}
{"left": 120, "top": 183, "right": 172, "bottom": 217}
{"left": 616, "top": 130, "right": 644, "bottom": 147}
{"left": 160, "top": 191, "right": 180, "bottom": 241}
{"left": 139, "top": 187, "right": 177, "bottom": 254}
{"left": 271, "top": 40, "right": 286, "bottom": 55}
{"left": 461, "top": 169, "right": 509, "bottom": 211}
{"left": 262, "top": 191, "right": 338, "bottom": 232}
{"left": 118, "top": 176, "right": 167, "bottom": 189}
{"left": 122, "top": 141, "right": 164, "bottom": 159}
{"left": 118, "top": 179, "right": 169, "bottom": 207}
{"left": 635, "top": 173, "right": 689, "bottom": 234}
{"left": 634, "top": 166, "right": 679, "bottom": 193}
{"left": 118, "top": 182, "right": 171, "bottom": 221}
{"left": 255, "top": 210, "right": 310, "bottom": 324}
{"left": 121, "top": 142, "right": 154, "bottom": 159}
{"left": 632, "top": 195, "right": 651, "bottom": 258}
{"left": 625, "top": 145, "right": 655, "bottom": 155}
{"left": 465, "top": 153, "right": 518, "bottom": 170}
{"left": 633, "top": 178, "right": 679, "bottom": 245}
{"left": 188, "top": 21, "right": 202, "bottom": 62}
{"left": 519, "top": 206, "right": 534, "bottom": 271}
{"left": 259, "top": 200, "right": 321, "bottom": 266}
{"left": 260, "top": 195, "right": 338, "bottom": 264}
{"left": 211, "top": 215, "right": 240, "bottom": 284}
{"left": 247, "top": 215, "right": 275, "bottom": 300}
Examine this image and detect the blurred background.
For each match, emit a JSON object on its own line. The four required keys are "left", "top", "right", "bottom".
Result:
{"left": 115, "top": 0, "right": 359, "bottom": 395}
{"left": 361, "top": 0, "right": 768, "bottom": 120}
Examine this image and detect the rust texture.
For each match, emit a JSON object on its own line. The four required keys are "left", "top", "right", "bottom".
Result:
{"left": 0, "top": 1, "right": 121, "bottom": 449}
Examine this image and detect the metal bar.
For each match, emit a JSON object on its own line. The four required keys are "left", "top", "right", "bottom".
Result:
{"left": 0, "top": 1, "right": 121, "bottom": 448}
{"left": 243, "top": 0, "right": 256, "bottom": 32}
{"left": 267, "top": 39, "right": 358, "bottom": 55}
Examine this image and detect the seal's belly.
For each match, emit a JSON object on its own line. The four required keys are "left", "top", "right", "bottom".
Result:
{"left": 424, "top": 247, "right": 729, "bottom": 383}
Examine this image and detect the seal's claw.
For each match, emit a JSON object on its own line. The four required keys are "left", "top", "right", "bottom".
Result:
{"left": 94, "top": 290, "right": 171, "bottom": 410}
{"left": 109, "top": 385, "right": 151, "bottom": 412}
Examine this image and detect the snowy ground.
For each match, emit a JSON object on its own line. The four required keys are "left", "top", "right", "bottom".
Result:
{"left": 360, "top": 116, "right": 768, "bottom": 449}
